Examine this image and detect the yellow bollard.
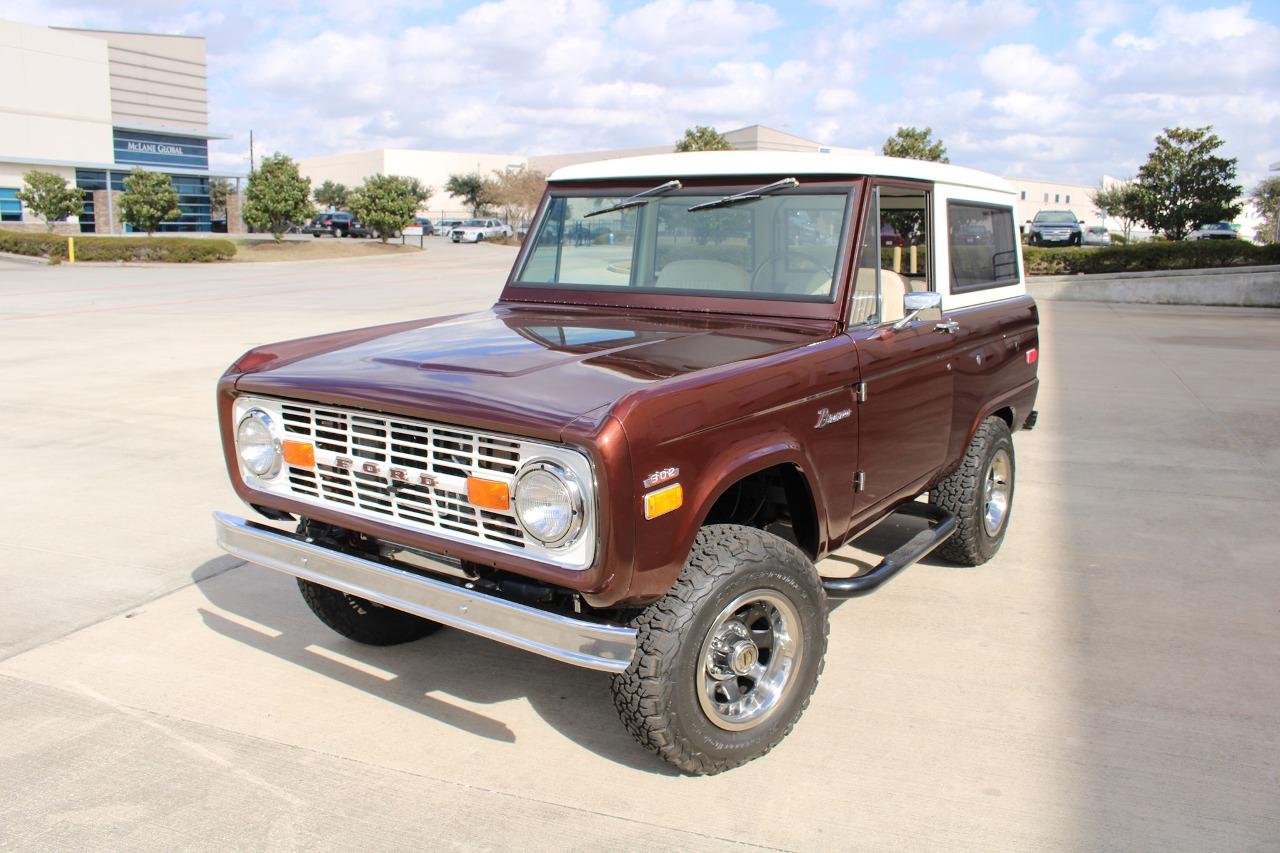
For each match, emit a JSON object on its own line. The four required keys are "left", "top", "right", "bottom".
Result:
{"left": 68, "top": 237, "right": 76, "bottom": 264}
{"left": 910, "top": 244, "right": 917, "bottom": 274}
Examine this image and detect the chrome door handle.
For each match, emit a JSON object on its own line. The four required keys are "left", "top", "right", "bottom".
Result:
{"left": 936, "top": 321, "right": 960, "bottom": 334}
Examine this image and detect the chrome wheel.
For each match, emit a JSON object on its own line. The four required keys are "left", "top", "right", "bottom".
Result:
{"left": 983, "top": 448, "right": 1012, "bottom": 536}
{"left": 698, "top": 590, "right": 803, "bottom": 732}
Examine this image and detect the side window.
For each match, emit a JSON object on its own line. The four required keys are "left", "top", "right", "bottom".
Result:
{"left": 947, "top": 202, "right": 1018, "bottom": 292}
{"left": 875, "top": 187, "right": 935, "bottom": 324}
{"left": 851, "top": 189, "right": 880, "bottom": 325}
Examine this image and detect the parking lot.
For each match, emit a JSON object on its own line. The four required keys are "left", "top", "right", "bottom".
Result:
{"left": 1, "top": 246, "right": 1278, "bottom": 851}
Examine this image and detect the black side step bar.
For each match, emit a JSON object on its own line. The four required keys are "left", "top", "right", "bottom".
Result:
{"left": 822, "top": 502, "right": 958, "bottom": 598}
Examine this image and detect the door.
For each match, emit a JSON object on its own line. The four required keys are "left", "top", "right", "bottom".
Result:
{"left": 847, "top": 184, "right": 956, "bottom": 515}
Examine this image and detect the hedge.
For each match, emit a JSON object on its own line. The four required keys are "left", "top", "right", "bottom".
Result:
{"left": 0, "top": 229, "right": 236, "bottom": 263}
{"left": 1023, "top": 240, "right": 1280, "bottom": 276}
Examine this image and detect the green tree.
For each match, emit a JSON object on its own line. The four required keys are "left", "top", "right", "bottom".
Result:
{"left": 1135, "top": 126, "right": 1241, "bottom": 240}
{"left": 243, "top": 153, "right": 313, "bottom": 241}
{"left": 314, "top": 180, "right": 349, "bottom": 211}
{"left": 1250, "top": 176, "right": 1280, "bottom": 244}
{"left": 209, "top": 177, "right": 232, "bottom": 218}
{"left": 1091, "top": 181, "right": 1145, "bottom": 243}
{"left": 15, "top": 170, "right": 83, "bottom": 231}
{"left": 675, "top": 125, "right": 732, "bottom": 152}
{"left": 350, "top": 174, "right": 421, "bottom": 242}
{"left": 882, "top": 126, "right": 949, "bottom": 162}
{"left": 118, "top": 168, "right": 180, "bottom": 235}
{"left": 445, "top": 172, "right": 493, "bottom": 217}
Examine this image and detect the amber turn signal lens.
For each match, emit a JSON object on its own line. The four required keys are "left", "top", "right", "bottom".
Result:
{"left": 282, "top": 440, "right": 315, "bottom": 468}
{"left": 643, "top": 483, "right": 683, "bottom": 520}
{"left": 467, "top": 476, "right": 511, "bottom": 510}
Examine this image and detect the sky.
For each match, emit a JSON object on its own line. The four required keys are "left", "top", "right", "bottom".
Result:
{"left": 7, "top": 0, "right": 1280, "bottom": 189}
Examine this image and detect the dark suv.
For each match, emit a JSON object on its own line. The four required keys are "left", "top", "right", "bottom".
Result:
{"left": 304, "top": 211, "right": 368, "bottom": 238}
{"left": 1027, "top": 210, "right": 1081, "bottom": 246}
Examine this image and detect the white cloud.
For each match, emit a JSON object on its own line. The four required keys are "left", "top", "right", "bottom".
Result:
{"left": 893, "top": 0, "right": 1037, "bottom": 44}
{"left": 979, "top": 44, "right": 1084, "bottom": 90}
{"left": 1154, "top": 3, "right": 1255, "bottom": 44}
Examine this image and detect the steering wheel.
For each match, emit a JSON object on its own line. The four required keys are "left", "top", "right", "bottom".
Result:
{"left": 750, "top": 250, "right": 826, "bottom": 293}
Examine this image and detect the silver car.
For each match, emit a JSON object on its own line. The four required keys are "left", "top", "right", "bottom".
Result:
{"left": 1081, "top": 226, "right": 1111, "bottom": 246}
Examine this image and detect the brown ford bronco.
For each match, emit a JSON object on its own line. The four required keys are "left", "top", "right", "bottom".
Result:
{"left": 215, "top": 151, "right": 1039, "bottom": 774}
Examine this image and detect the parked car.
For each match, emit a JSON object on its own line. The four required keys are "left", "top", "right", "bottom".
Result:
{"left": 214, "top": 151, "right": 1038, "bottom": 776}
{"left": 879, "top": 224, "right": 904, "bottom": 247}
{"left": 450, "top": 218, "right": 514, "bottom": 243}
{"left": 1186, "top": 222, "right": 1237, "bottom": 240}
{"left": 1081, "top": 226, "right": 1111, "bottom": 246}
{"left": 402, "top": 217, "right": 435, "bottom": 237}
{"left": 304, "top": 211, "right": 368, "bottom": 238}
{"left": 1027, "top": 210, "right": 1082, "bottom": 246}
{"left": 437, "top": 218, "right": 465, "bottom": 236}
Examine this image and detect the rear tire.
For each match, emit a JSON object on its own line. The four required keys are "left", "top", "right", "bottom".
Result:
{"left": 611, "top": 525, "right": 827, "bottom": 775}
{"left": 931, "top": 416, "right": 1015, "bottom": 566}
{"left": 297, "top": 579, "right": 441, "bottom": 645}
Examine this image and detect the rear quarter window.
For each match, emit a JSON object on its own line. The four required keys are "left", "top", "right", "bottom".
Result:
{"left": 947, "top": 202, "right": 1019, "bottom": 293}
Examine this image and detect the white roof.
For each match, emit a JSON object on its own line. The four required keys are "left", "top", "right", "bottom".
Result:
{"left": 550, "top": 151, "right": 1014, "bottom": 194}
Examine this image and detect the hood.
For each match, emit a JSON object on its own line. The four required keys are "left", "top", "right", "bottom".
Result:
{"left": 234, "top": 303, "right": 835, "bottom": 440}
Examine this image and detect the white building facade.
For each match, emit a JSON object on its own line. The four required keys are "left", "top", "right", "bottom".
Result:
{"left": 0, "top": 18, "right": 236, "bottom": 233}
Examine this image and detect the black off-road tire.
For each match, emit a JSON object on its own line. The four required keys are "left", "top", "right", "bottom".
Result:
{"left": 297, "top": 579, "right": 441, "bottom": 645}
{"left": 931, "top": 416, "right": 1015, "bottom": 566}
{"left": 611, "top": 525, "right": 828, "bottom": 775}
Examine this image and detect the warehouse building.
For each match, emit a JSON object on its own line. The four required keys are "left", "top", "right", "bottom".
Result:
{"left": 0, "top": 18, "right": 237, "bottom": 233}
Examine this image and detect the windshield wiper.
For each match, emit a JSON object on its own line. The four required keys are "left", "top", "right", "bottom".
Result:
{"left": 583, "top": 180, "right": 682, "bottom": 218}
{"left": 687, "top": 177, "right": 799, "bottom": 212}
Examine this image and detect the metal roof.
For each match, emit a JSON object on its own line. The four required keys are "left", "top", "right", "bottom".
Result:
{"left": 549, "top": 151, "right": 1014, "bottom": 194}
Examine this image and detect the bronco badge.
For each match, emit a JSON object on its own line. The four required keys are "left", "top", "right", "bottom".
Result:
{"left": 814, "top": 407, "right": 852, "bottom": 429}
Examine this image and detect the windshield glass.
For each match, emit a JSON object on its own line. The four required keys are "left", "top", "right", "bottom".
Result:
{"left": 1034, "top": 211, "right": 1076, "bottom": 224}
{"left": 515, "top": 190, "right": 851, "bottom": 302}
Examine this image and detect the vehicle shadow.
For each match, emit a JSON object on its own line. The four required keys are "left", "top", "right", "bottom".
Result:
{"left": 190, "top": 557, "right": 679, "bottom": 775}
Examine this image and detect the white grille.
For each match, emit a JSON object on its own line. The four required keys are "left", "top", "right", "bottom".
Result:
{"left": 233, "top": 396, "right": 596, "bottom": 570}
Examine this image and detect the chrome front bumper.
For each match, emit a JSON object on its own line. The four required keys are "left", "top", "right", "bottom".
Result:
{"left": 212, "top": 512, "right": 637, "bottom": 672}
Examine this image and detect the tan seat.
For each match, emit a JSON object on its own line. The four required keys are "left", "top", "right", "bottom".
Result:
{"left": 655, "top": 260, "right": 749, "bottom": 291}
{"left": 879, "top": 270, "right": 909, "bottom": 323}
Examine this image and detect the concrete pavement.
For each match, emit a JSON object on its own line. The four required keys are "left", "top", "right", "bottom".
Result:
{"left": 0, "top": 248, "right": 1277, "bottom": 850}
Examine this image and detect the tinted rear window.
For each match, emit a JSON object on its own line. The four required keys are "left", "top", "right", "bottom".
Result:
{"left": 948, "top": 202, "right": 1019, "bottom": 293}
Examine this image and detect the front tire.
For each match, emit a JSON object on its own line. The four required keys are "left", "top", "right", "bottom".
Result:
{"left": 611, "top": 525, "right": 828, "bottom": 775}
{"left": 931, "top": 416, "right": 1015, "bottom": 566}
{"left": 297, "top": 579, "right": 441, "bottom": 645}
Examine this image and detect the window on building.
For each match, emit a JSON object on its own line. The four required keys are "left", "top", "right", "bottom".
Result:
{"left": 1043, "top": 192, "right": 1048, "bottom": 202}
{"left": 0, "top": 188, "right": 22, "bottom": 222}
{"left": 1066, "top": 194, "right": 1071, "bottom": 203}
{"left": 1055, "top": 194, "right": 1060, "bottom": 203}
{"left": 948, "top": 202, "right": 1019, "bottom": 293}
{"left": 1020, "top": 191, "right": 1026, "bottom": 200}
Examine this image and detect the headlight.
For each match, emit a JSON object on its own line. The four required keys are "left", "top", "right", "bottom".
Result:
{"left": 236, "top": 409, "right": 281, "bottom": 478}
{"left": 513, "top": 460, "right": 583, "bottom": 546}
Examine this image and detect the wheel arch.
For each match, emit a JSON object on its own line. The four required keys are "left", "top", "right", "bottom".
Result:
{"left": 692, "top": 451, "right": 822, "bottom": 561}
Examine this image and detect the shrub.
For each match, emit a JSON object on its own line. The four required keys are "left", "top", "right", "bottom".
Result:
{"left": 119, "top": 168, "right": 181, "bottom": 235}
{"left": 0, "top": 229, "right": 235, "bottom": 262}
{"left": 1023, "top": 240, "right": 1280, "bottom": 276}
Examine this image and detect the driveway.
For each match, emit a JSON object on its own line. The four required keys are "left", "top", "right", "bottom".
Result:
{"left": 1, "top": 252, "right": 1277, "bottom": 851}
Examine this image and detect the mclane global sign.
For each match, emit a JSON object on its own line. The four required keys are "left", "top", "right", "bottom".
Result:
{"left": 113, "top": 129, "right": 209, "bottom": 169}
{"left": 126, "top": 140, "right": 185, "bottom": 156}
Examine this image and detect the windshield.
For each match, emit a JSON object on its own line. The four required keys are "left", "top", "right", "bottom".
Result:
{"left": 1034, "top": 211, "right": 1077, "bottom": 224}
{"left": 463, "top": 219, "right": 485, "bottom": 226}
{"left": 515, "top": 189, "right": 851, "bottom": 302}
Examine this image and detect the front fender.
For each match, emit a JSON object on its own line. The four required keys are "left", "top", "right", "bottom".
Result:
{"left": 620, "top": 423, "right": 830, "bottom": 604}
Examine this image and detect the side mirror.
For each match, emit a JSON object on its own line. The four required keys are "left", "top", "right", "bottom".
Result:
{"left": 893, "top": 291, "right": 942, "bottom": 331}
